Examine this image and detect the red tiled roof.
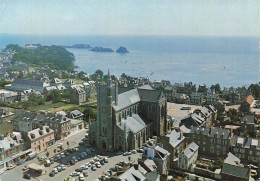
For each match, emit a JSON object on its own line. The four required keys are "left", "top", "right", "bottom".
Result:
{"left": 242, "top": 95, "right": 254, "bottom": 105}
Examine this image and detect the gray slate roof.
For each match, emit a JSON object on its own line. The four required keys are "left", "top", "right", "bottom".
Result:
{"left": 113, "top": 85, "right": 163, "bottom": 111}
{"left": 209, "top": 127, "right": 231, "bottom": 139}
{"left": 183, "top": 142, "right": 198, "bottom": 159}
{"left": 166, "top": 130, "right": 185, "bottom": 148}
{"left": 12, "top": 79, "right": 44, "bottom": 87}
{"left": 118, "top": 114, "right": 146, "bottom": 134}
{"left": 241, "top": 115, "right": 256, "bottom": 124}
{"left": 232, "top": 136, "right": 260, "bottom": 150}
{"left": 221, "top": 163, "right": 250, "bottom": 179}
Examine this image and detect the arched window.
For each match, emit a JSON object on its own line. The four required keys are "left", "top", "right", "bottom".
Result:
{"left": 119, "top": 113, "right": 122, "bottom": 122}
{"left": 122, "top": 112, "right": 125, "bottom": 119}
{"left": 152, "top": 105, "right": 156, "bottom": 112}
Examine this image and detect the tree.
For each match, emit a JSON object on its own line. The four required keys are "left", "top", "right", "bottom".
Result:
{"left": 46, "top": 90, "right": 61, "bottom": 103}
{"left": 95, "top": 69, "right": 104, "bottom": 79}
{"left": 46, "top": 151, "right": 50, "bottom": 158}
{"left": 61, "top": 89, "right": 71, "bottom": 100}
{"left": 83, "top": 107, "right": 97, "bottom": 120}
{"left": 54, "top": 149, "right": 56, "bottom": 154}
{"left": 67, "top": 141, "right": 70, "bottom": 148}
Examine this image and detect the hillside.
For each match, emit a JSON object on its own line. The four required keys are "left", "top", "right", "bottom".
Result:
{"left": 6, "top": 44, "right": 75, "bottom": 71}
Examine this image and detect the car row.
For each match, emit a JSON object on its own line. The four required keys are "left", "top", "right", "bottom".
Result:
{"left": 49, "top": 164, "right": 66, "bottom": 177}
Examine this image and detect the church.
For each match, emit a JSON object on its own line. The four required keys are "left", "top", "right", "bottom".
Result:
{"left": 89, "top": 71, "right": 172, "bottom": 152}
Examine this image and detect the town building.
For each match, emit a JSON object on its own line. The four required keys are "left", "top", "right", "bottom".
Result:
{"left": 5, "top": 79, "right": 50, "bottom": 93}
{"left": 204, "top": 93, "right": 219, "bottom": 105}
{"left": 241, "top": 115, "right": 258, "bottom": 137}
{"left": 188, "top": 127, "right": 232, "bottom": 157}
{"left": 178, "top": 142, "right": 198, "bottom": 170}
{"left": 89, "top": 71, "right": 171, "bottom": 152}
{"left": 240, "top": 95, "right": 254, "bottom": 112}
{"left": 25, "top": 126, "right": 55, "bottom": 153}
{"left": 158, "top": 129, "right": 186, "bottom": 168}
{"left": 143, "top": 145, "right": 170, "bottom": 175}
{"left": 189, "top": 92, "right": 203, "bottom": 105}
{"left": 231, "top": 136, "right": 260, "bottom": 164}
{"left": 69, "top": 86, "right": 86, "bottom": 105}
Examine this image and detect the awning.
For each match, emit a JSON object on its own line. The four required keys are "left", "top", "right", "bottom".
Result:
{"left": 11, "top": 149, "right": 32, "bottom": 159}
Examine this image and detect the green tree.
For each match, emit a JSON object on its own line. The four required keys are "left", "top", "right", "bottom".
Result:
{"left": 54, "top": 149, "right": 56, "bottom": 154}
{"left": 61, "top": 89, "right": 70, "bottom": 100}
{"left": 67, "top": 141, "right": 70, "bottom": 148}
{"left": 95, "top": 69, "right": 104, "bottom": 79}
{"left": 46, "top": 151, "right": 50, "bottom": 158}
{"left": 83, "top": 107, "right": 97, "bottom": 120}
{"left": 46, "top": 90, "right": 61, "bottom": 103}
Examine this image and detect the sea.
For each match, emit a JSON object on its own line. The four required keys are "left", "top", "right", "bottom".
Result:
{"left": 0, "top": 34, "right": 259, "bottom": 88}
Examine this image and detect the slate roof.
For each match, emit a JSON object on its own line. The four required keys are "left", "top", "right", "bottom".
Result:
{"left": 225, "top": 152, "right": 240, "bottom": 165}
{"left": 190, "top": 92, "right": 203, "bottom": 96}
{"left": 50, "top": 78, "right": 62, "bottom": 84}
{"left": 12, "top": 79, "right": 44, "bottom": 87}
{"left": 232, "top": 136, "right": 260, "bottom": 150}
{"left": 28, "top": 126, "right": 54, "bottom": 141}
{"left": 209, "top": 127, "right": 231, "bottom": 139}
{"left": 166, "top": 130, "right": 185, "bottom": 148}
{"left": 183, "top": 142, "right": 199, "bottom": 159}
{"left": 221, "top": 163, "right": 250, "bottom": 180}
{"left": 190, "top": 127, "right": 210, "bottom": 136}
{"left": 113, "top": 85, "right": 163, "bottom": 111}
{"left": 241, "top": 115, "right": 256, "bottom": 124}
{"left": 118, "top": 166, "right": 145, "bottom": 181}
{"left": 71, "top": 110, "right": 83, "bottom": 117}
{"left": 43, "top": 113, "right": 70, "bottom": 124}
{"left": 118, "top": 114, "right": 147, "bottom": 134}
{"left": 143, "top": 159, "right": 156, "bottom": 172}
{"left": 113, "top": 89, "right": 140, "bottom": 111}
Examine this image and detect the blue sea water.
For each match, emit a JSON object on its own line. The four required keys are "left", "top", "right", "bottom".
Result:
{"left": 0, "top": 34, "right": 259, "bottom": 87}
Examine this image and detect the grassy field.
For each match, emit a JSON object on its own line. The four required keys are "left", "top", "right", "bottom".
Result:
{"left": 30, "top": 102, "right": 67, "bottom": 112}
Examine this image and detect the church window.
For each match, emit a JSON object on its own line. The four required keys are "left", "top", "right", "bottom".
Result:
{"left": 119, "top": 113, "right": 121, "bottom": 122}
{"left": 122, "top": 112, "right": 124, "bottom": 119}
{"left": 127, "top": 109, "right": 130, "bottom": 116}
{"left": 152, "top": 105, "right": 156, "bottom": 112}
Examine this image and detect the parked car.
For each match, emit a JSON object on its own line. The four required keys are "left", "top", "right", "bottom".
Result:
{"left": 61, "top": 153, "right": 65, "bottom": 158}
{"left": 79, "top": 173, "right": 84, "bottom": 181}
{"left": 92, "top": 165, "right": 97, "bottom": 171}
{"left": 79, "top": 141, "right": 84, "bottom": 145}
{"left": 83, "top": 171, "right": 89, "bottom": 177}
{"left": 96, "top": 162, "right": 101, "bottom": 168}
{"left": 123, "top": 152, "right": 131, "bottom": 156}
{"left": 104, "top": 157, "right": 108, "bottom": 163}
{"left": 23, "top": 173, "right": 31, "bottom": 179}
{"left": 131, "top": 150, "right": 137, "bottom": 154}
{"left": 70, "top": 172, "right": 80, "bottom": 176}
{"left": 7, "top": 164, "right": 16, "bottom": 170}
{"left": 89, "top": 148, "right": 96, "bottom": 152}
{"left": 50, "top": 158, "right": 55, "bottom": 164}
{"left": 53, "top": 168, "right": 58, "bottom": 174}
{"left": 39, "top": 156, "right": 47, "bottom": 161}
{"left": 75, "top": 167, "right": 84, "bottom": 172}
{"left": 116, "top": 151, "right": 123, "bottom": 155}
{"left": 49, "top": 171, "right": 55, "bottom": 177}
{"left": 137, "top": 149, "right": 144, "bottom": 153}
{"left": 65, "top": 152, "right": 70, "bottom": 156}
{"left": 100, "top": 160, "right": 105, "bottom": 165}
{"left": 57, "top": 155, "right": 62, "bottom": 160}
{"left": 56, "top": 165, "right": 62, "bottom": 172}
{"left": 61, "top": 164, "right": 66, "bottom": 170}
{"left": 17, "top": 159, "right": 26, "bottom": 165}
{"left": 70, "top": 160, "right": 75, "bottom": 165}
{"left": 22, "top": 165, "right": 28, "bottom": 171}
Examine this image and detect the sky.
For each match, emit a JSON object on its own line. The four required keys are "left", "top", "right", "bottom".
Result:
{"left": 0, "top": 0, "right": 259, "bottom": 36}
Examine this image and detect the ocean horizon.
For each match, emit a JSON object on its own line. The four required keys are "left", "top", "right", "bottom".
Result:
{"left": 0, "top": 34, "right": 259, "bottom": 88}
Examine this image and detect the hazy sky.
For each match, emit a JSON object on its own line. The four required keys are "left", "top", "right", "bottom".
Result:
{"left": 0, "top": 0, "right": 259, "bottom": 36}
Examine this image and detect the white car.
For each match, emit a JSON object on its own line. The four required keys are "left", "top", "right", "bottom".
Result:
{"left": 79, "top": 174, "right": 84, "bottom": 181}
{"left": 96, "top": 162, "right": 101, "bottom": 168}
{"left": 70, "top": 172, "right": 80, "bottom": 176}
{"left": 53, "top": 168, "right": 58, "bottom": 174}
{"left": 61, "top": 164, "right": 66, "bottom": 170}
{"left": 104, "top": 157, "right": 108, "bottom": 163}
{"left": 131, "top": 150, "right": 137, "bottom": 154}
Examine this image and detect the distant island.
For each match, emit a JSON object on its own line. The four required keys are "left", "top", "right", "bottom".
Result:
{"left": 60, "top": 44, "right": 92, "bottom": 49}
{"left": 116, "top": 46, "right": 129, "bottom": 53}
{"left": 90, "top": 46, "right": 114, "bottom": 52}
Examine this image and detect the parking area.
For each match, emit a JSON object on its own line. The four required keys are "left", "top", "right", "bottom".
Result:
{"left": 0, "top": 129, "right": 142, "bottom": 181}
